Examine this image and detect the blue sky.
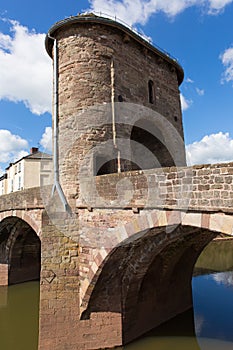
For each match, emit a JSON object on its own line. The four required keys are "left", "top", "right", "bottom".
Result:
{"left": 0, "top": 0, "right": 233, "bottom": 174}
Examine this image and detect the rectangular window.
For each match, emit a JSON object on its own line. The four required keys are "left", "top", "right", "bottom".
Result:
{"left": 18, "top": 162, "right": 21, "bottom": 173}
{"left": 18, "top": 176, "right": 21, "bottom": 190}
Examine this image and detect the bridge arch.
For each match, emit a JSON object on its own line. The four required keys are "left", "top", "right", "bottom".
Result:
{"left": 80, "top": 209, "right": 233, "bottom": 343}
{"left": 0, "top": 210, "right": 41, "bottom": 236}
{"left": 0, "top": 216, "right": 41, "bottom": 285}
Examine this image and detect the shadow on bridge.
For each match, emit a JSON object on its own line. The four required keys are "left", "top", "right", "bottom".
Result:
{"left": 81, "top": 224, "right": 216, "bottom": 345}
{"left": 0, "top": 216, "right": 41, "bottom": 285}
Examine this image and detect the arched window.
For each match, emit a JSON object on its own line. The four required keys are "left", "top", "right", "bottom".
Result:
{"left": 130, "top": 120, "right": 175, "bottom": 170}
{"left": 95, "top": 155, "right": 117, "bottom": 176}
{"left": 148, "top": 80, "right": 154, "bottom": 104}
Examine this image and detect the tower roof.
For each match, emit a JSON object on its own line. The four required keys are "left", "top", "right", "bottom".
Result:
{"left": 45, "top": 13, "right": 184, "bottom": 85}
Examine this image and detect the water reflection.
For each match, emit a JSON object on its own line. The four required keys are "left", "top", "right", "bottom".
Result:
{"left": 192, "top": 239, "right": 233, "bottom": 348}
{"left": 193, "top": 272, "right": 233, "bottom": 342}
{"left": 0, "top": 285, "right": 7, "bottom": 308}
{"left": 121, "top": 308, "right": 200, "bottom": 349}
{"left": 195, "top": 239, "right": 233, "bottom": 274}
{"left": 0, "top": 240, "right": 233, "bottom": 350}
{"left": 124, "top": 336, "right": 200, "bottom": 350}
{"left": 123, "top": 337, "right": 233, "bottom": 350}
{"left": 0, "top": 281, "right": 39, "bottom": 350}
{"left": 121, "top": 271, "right": 233, "bottom": 349}
{"left": 212, "top": 271, "right": 233, "bottom": 288}
{"left": 121, "top": 239, "right": 233, "bottom": 349}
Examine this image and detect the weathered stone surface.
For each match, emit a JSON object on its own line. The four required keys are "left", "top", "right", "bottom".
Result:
{"left": 1, "top": 14, "right": 233, "bottom": 350}
{"left": 47, "top": 16, "right": 186, "bottom": 205}
{"left": 77, "top": 163, "right": 233, "bottom": 213}
{"left": 0, "top": 264, "right": 8, "bottom": 286}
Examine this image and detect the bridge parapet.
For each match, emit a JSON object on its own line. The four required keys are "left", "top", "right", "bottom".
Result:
{"left": 77, "top": 162, "right": 233, "bottom": 213}
{"left": 0, "top": 186, "right": 50, "bottom": 212}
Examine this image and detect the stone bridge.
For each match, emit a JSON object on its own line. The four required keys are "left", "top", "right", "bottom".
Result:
{"left": 0, "top": 163, "right": 232, "bottom": 348}
{"left": 0, "top": 187, "right": 45, "bottom": 285}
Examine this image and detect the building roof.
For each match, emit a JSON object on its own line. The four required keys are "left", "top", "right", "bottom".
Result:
{"left": 0, "top": 173, "right": 7, "bottom": 181}
{"left": 5, "top": 151, "right": 52, "bottom": 170}
{"left": 24, "top": 151, "right": 52, "bottom": 160}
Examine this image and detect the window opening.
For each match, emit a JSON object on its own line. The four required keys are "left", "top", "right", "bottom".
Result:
{"left": 148, "top": 80, "right": 154, "bottom": 104}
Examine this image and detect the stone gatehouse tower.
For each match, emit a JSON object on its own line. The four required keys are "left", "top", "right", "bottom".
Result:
{"left": 45, "top": 13, "right": 186, "bottom": 208}
{"left": 40, "top": 14, "right": 190, "bottom": 349}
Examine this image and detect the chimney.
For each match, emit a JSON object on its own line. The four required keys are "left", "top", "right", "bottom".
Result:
{"left": 30, "top": 147, "right": 39, "bottom": 154}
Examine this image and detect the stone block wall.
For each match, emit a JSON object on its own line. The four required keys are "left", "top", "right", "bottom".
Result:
{"left": 0, "top": 186, "right": 50, "bottom": 212}
{"left": 0, "top": 264, "right": 8, "bottom": 286}
{"left": 39, "top": 211, "right": 122, "bottom": 350}
{"left": 0, "top": 186, "right": 50, "bottom": 237}
{"left": 37, "top": 15, "right": 233, "bottom": 349}
{"left": 38, "top": 161, "right": 233, "bottom": 349}
{"left": 46, "top": 15, "right": 186, "bottom": 206}
{"left": 77, "top": 162, "right": 233, "bottom": 213}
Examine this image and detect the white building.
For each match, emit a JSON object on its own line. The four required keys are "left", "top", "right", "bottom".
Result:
{"left": 0, "top": 174, "right": 7, "bottom": 196}
{"left": 0, "top": 147, "right": 52, "bottom": 195}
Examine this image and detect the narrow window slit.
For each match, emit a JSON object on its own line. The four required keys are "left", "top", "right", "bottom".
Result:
{"left": 148, "top": 80, "right": 154, "bottom": 104}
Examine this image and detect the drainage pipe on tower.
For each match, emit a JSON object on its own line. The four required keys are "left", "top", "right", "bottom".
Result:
{"left": 48, "top": 35, "right": 70, "bottom": 213}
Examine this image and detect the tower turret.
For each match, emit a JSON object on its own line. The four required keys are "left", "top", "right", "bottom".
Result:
{"left": 45, "top": 14, "right": 186, "bottom": 207}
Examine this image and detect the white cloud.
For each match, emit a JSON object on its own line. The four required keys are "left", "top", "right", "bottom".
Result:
{"left": 213, "top": 272, "right": 233, "bottom": 287}
{"left": 186, "top": 132, "right": 233, "bottom": 165}
{"left": 40, "top": 126, "right": 52, "bottom": 153}
{"left": 196, "top": 87, "right": 205, "bottom": 96}
{"left": 0, "top": 167, "right": 4, "bottom": 176}
{"left": 194, "top": 313, "right": 205, "bottom": 336}
{"left": 0, "top": 129, "right": 29, "bottom": 165}
{"left": 89, "top": 0, "right": 148, "bottom": 26}
{"left": 180, "top": 93, "right": 192, "bottom": 111}
{"left": 220, "top": 46, "right": 233, "bottom": 84}
{"left": 208, "top": 0, "right": 233, "bottom": 13}
{"left": 186, "top": 77, "right": 194, "bottom": 83}
{"left": 0, "top": 19, "right": 52, "bottom": 115}
{"left": 88, "top": 0, "right": 233, "bottom": 26}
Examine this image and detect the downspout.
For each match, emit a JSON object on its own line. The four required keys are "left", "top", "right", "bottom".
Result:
{"left": 49, "top": 34, "right": 70, "bottom": 213}
{"left": 110, "top": 58, "right": 121, "bottom": 173}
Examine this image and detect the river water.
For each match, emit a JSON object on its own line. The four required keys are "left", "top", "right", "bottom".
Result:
{"left": 0, "top": 239, "right": 233, "bottom": 350}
